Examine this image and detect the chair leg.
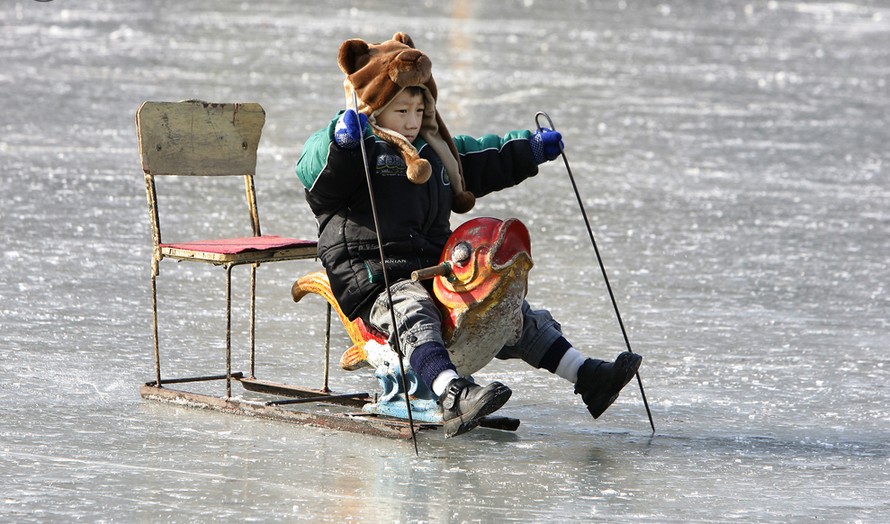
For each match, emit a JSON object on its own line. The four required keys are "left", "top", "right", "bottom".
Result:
{"left": 249, "top": 263, "right": 258, "bottom": 379}
{"left": 323, "top": 302, "right": 331, "bottom": 392}
{"left": 225, "top": 264, "right": 233, "bottom": 399}
{"left": 151, "top": 272, "right": 162, "bottom": 387}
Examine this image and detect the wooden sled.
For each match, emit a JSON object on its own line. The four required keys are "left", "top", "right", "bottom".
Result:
{"left": 135, "top": 100, "right": 519, "bottom": 439}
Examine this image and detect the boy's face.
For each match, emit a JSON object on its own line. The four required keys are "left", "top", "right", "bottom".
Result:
{"left": 376, "top": 89, "right": 425, "bottom": 143}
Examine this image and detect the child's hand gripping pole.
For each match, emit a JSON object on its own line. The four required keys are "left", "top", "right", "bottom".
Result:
{"left": 334, "top": 109, "right": 369, "bottom": 149}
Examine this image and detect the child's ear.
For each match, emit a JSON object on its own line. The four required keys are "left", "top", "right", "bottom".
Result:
{"left": 338, "top": 39, "right": 370, "bottom": 75}
{"left": 392, "top": 32, "right": 415, "bottom": 49}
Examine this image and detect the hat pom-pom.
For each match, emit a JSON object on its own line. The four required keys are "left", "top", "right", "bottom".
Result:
{"left": 451, "top": 190, "right": 476, "bottom": 213}
{"left": 406, "top": 158, "right": 432, "bottom": 184}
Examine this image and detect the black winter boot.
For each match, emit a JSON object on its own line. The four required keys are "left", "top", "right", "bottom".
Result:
{"left": 439, "top": 378, "right": 512, "bottom": 438}
{"left": 574, "top": 352, "right": 642, "bottom": 419}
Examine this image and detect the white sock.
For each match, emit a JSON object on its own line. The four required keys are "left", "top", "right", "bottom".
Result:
{"left": 555, "top": 348, "right": 587, "bottom": 383}
{"left": 431, "top": 369, "right": 461, "bottom": 397}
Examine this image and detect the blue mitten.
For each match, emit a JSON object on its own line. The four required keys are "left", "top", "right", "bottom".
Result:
{"left": 530, "top": 128, "right": 564, "bottom": 164}
{"left": 334, "top": 109, "right": 369, "bottom": 149}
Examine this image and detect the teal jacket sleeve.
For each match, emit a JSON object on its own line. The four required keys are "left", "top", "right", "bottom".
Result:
{"left": 452, "top": 130, "right": 539, "bottom": 199}
{"left": 296, "top": 116, "right": 337, "bottom": 190}
{"left": 296, "top": 113, "right": 370, "bottom": 216}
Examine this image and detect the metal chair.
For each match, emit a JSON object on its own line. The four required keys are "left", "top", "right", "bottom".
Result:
{"left": 136, "top": 100, "right": 317, "bottom": 397}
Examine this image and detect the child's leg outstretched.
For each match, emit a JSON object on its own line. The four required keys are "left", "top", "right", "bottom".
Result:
{"left": 497, "top": 302, "right": 642, "bottom": 419}
{"left": 368, "top": 279, "right": 511, "bottom": 437}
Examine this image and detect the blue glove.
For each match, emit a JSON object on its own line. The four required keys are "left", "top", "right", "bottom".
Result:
{"left": 334, "top": 109, "right": 369, "bottom": 149}
{"left": 531, "top": 128, "right": 564, "bottom": 164}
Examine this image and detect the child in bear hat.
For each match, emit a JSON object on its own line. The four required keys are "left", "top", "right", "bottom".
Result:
{"left": 296, "top": 32, "right": 642, "bottom": 438}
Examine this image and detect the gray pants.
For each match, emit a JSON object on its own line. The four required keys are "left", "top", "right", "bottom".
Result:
{"left": 368, "top": 279, "right": 565, "bottom": 369}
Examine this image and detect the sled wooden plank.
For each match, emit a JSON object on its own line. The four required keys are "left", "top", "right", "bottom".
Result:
{"left": 140, "top": 384, "right": 436, "bottom": 439}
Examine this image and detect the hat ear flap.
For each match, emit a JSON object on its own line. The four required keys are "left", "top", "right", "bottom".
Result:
{"left": 338, "top": 39, "right": 370, "bottom": 75}
{"left": 392, "top": 32, "right": 415, "bottom": 48}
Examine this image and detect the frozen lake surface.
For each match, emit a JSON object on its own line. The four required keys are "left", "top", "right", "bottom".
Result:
{"left": 2, "top": 0, "right": 888, "bottom": 521}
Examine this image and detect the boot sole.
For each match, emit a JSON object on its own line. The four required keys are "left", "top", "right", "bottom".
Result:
{"left": 587, "top": 352, "right": 642, "bottom": 419}
{"left": 443, "top": 384, "right": 512, "bottom": 438}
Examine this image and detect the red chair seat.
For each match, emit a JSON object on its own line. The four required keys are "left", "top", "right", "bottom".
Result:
{"left": 161, "top": 235, "right": 316, "bottom": 254}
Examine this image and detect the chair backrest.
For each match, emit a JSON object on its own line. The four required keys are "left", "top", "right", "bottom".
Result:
{"left": 136, "top": 100, "right": 267, "bottom": 261}
{"left": 137, "top": 100, "right": 264, "bottom": 177}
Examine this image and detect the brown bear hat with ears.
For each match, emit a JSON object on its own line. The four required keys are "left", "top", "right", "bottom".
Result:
{"left": 338, "top": 32, "right": 476, "bottom": 214}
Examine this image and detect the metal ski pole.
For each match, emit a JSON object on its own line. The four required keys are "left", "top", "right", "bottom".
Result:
{"left": 354, "top": 93, "right": 420, "bottom": 454}
{"left": 535, "top": 111, "right": 655, "bottom": 433}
